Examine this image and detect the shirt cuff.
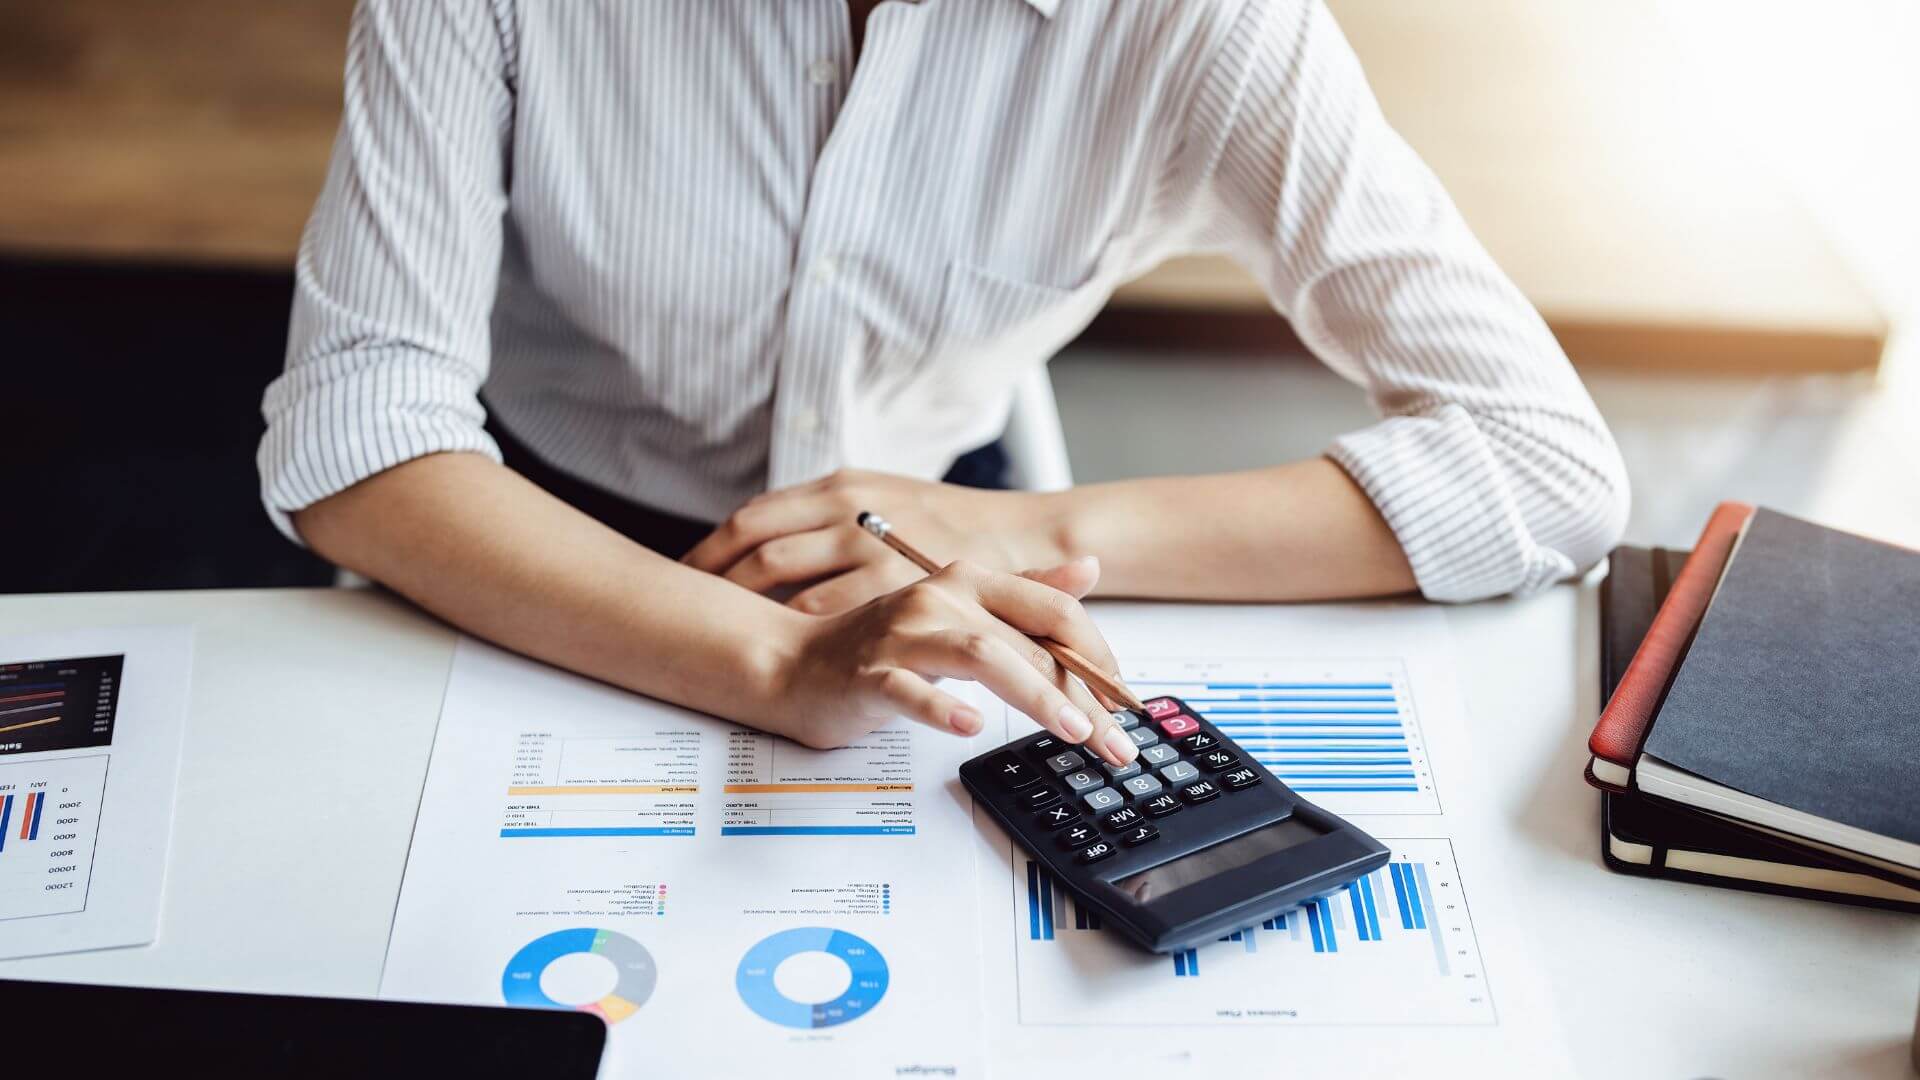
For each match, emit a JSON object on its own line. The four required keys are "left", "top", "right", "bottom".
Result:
{"left": 1327, "top": 405, "right": 1576, "bottom": 602}
{"left": 256, "top": 351, "right": 502, "bottom": 547}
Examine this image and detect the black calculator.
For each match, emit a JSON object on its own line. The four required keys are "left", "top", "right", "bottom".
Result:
{"left": 960, "top": 695, "right": 1390, "bottom": 953}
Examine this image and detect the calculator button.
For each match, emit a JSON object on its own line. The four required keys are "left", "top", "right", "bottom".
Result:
{"left": 1058, "top": 822, "right": 1100, "bottom": 848}
{"left": 1045, "top": 751, "right": 1087, "bottom": 775}
{"left": 1022, "top": 786, "right": 1063, "bottom": 811}
{"left": 1026, "top": 735, "right": 1063, "bottom": 759}
{"left": 1075, "top": 839, "right": 1117, "bottom": 865}
{"left": 1035, "top": 804, "right": 1081, "bottom": 829}
{"left": 1138, "top": 744, "right": 1180, "bottom": 768}
{"left": 1102, "top": 759, "right": 1142, "bottom": 783}
{"left": 1178, "top": 780, "right": 1222, "bottom": 804}
{"left": 1101, "top": 806, "right": 1143, "bottom": 831}
{"left": 1196, "top": 749, "right": 1241, "bottom": 772}
{"left": 1061, "top": 769, "right": 1105, "bottom": 794}
{"left": 1126, "top": 727, "right": 1161, "bottom": 749}
{"left": 1081, "top": 787, "right": 1125, "bottom": 813}
{"left": 1141, "top": 792, "right": 1184, "bottom": 817}
{"left": 1157, "top": 715, "right": 1202, "bottom": 738}
{"left": 1222, "top": 766, "right": 1262, "bottom": 790}
{"left": 1122, "top": 773, "right": 1164, "bottom": 800}
{"left": 1111, "top": 711, "right": 1141, "bottom": 731}
{"left": 1159, "top": 760, "right": 1200, "bottom": 786}
{"left": 1121, "top": 823, "right": 1160, "bottom": 847}
{"left": 1176, "top": 732, "right": 1219, "bottom": 753}
{"left": 1145, "top": 698, "right": 1180, "bottom": 719}
{"left": 990, "top": 754, "right": 1042, "bottom": 790}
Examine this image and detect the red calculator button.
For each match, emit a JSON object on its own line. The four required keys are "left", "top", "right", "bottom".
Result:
{"left": 1157, "top": 715, "right": 1201, "bottom": 738}
{"left": 1145, "top": 698, "right": 1180, "bottom": 719}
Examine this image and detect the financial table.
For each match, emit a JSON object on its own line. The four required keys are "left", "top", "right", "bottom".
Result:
{"left": 0, "top": 585, "right": 1913, "bottom": 1076}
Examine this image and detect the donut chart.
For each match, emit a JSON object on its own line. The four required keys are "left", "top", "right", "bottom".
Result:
{"left": 502, "top": 928, "right": 657, "bottom": 1024}
{"left": 735, "top": 927, "right": 889, "bottom": 1029}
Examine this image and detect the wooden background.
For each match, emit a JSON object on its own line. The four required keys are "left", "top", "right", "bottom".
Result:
{"left": 0, "top": 0, "right": 1887, "bottom": 373}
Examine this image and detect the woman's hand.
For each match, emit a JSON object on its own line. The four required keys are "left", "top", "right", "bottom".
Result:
{"left": 683, "top": 469, "right": 1069, "bottom": 615}
{"left": 752, "top": 557, "right": 1139, "bottom": 768}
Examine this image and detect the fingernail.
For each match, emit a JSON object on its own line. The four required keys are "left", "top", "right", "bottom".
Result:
{"left": 1102, "top": 726, "right": 1138, "bottom": 764}
{"left": 1077, "top": 554, "right": 1100, "bottom": 571}
{"left": 1057, "top": 705, "right": 1093, "bottom": 742}
{"left": 950, "top": 707, "right": 982, "bottom": 736}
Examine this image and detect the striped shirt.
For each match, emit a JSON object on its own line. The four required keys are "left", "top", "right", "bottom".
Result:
{"left": 260, "top": 0, "right": 1629, "bottom": 602}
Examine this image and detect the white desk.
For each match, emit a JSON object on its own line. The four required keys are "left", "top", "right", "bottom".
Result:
{"left": 1, "top": 585, "right": 1915, "bottom": 1076}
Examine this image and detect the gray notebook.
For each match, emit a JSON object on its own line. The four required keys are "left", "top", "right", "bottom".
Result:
{"left": 1638, "top": 508, "right": 1920, "bottom": 868}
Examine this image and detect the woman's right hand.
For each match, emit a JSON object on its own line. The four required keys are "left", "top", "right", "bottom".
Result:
{"left": 757, "top": 557, "right": 1139, "bottom": 767}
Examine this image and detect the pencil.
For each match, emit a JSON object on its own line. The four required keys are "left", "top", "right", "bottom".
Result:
{"left": 856, "top": 511, "right": 1147, "bottom": 714}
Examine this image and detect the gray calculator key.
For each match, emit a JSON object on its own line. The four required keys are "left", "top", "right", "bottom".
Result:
{"left": 1081, "top": 787, "right": 1126, "bottom": 813}
{"left": 1159, "top": 760, "right": 1200, "bottom": 785}
{"left": 1139, "top": 744, "right": 1179, "bottom": 767}
{"left": 1122, "top": 774, "right": 1164, "bottom": 799}
{"left": 1061, "top": 769, "right": 1104, "bottom": 794}
{"left": 1126, "top": 727, "right": 1161, "bottom": 749}
{"left": 1045, "top": 751, "right": 1087, "bottom": 775}
{"left": 1111, "top": 711, "right": 1141, "bottom": 730}
{"left": 1102, "top": 759, "right": 1142, "bottom": 782}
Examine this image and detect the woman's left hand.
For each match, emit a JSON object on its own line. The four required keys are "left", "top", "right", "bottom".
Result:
{"left": 683, "top": 469, "right": 1069, "bottom": 615}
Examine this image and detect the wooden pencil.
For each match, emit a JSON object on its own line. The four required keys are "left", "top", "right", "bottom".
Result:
{"left": 857, "top": 511, "right": 1147, "bottom": 714}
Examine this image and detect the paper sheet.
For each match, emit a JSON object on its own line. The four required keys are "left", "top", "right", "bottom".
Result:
{"left": 0, "top": 626, "right": 193, "bottom": 960}
{"left": 383, "top": 603, "right": 1570, "bottom": 1076}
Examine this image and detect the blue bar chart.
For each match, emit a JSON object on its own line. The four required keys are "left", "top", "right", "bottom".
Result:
{"left": 1013, "top": 839, "right": 1492, "bottom": 1027}
{"left": 1125, "top": 657, "right": 1439, "bottom": 816}
{"left": 0, "top": 754, "right": 108, "bottom": 921}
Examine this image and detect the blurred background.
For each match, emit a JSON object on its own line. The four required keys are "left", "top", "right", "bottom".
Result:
{"left": 3, "top": 0, "right": 1915, "bottom": 593}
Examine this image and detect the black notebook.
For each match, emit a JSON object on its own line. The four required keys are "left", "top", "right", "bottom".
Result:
{"left": 1599, "top": 543, "right": 1920, "bottom": 912}
{"left": 1637, "top": 509, "right": 1920, "bottom": 870}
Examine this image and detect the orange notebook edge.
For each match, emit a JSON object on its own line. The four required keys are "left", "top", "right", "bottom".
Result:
{"left": 1585, "top": 501, "right": 1757, "bottom": 793}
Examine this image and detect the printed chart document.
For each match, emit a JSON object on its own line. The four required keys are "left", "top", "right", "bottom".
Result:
{"left": 381, "top": 639, "right": 993, "bottom": 1078}
{"left": 975, "top": 601, "right": 1573, "bottom": 1074}
{"left": 0, "top": 626, "right": 192, "bottom": 960}
{"left": 386, "top": 604, "right": 1570, "bottom": 1077}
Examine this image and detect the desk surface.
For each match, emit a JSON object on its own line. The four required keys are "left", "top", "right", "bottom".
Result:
{"left": 0, "top": 586, "right": 1914, "bottom": 1076}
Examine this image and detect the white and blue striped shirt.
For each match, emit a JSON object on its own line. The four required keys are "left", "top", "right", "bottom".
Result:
{"left": 261, "top": 0, "right": 1629, "bottom": 601}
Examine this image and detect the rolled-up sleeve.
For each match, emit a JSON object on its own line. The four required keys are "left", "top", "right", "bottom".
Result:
{"left": 258, "top": 0, "right": 513, "bottom": 544}
{"left": 1181, "top": 0, "right": 1629, "bottom": 601}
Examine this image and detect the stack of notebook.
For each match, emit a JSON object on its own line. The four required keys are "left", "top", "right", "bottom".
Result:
{"left": 1588, "top": 503, "right": 1920, "bottom": 911}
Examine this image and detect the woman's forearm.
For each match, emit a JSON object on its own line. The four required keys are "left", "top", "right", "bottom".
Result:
{"left": 292, "top": 452, "right": 810, "bottom": 732}
{"left": 1044, "top": 458, "right": 1417, "bottom": 601}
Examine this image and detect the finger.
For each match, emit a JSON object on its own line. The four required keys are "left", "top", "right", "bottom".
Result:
{"left": 1017, "top": 555, "right": 1101, "bottom": 600}
{"left": 856, "top": 667, "right": 982, "bottom": 737}
{"left": 789, "top": 562, "right": 922, "bottom": 616}
{"left": 682, "top": 492, "right": 848, "bottom": 573}
{"left": 943, "top": 562, "right": 1125, "bottom": 684}
{"left": 1057, "top": 672, "right": 1135, "bottom": 767}
{"left": 723, "top": 527, "right": 865, "bottom": 594}
{"left": 901, "top": 629, "right": 1095, "bottom": 746}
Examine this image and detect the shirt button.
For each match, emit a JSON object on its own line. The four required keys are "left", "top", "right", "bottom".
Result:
{"left": 807, "top": 59, "right": 840, "bottom": 85}
{"left": 810, "top": 258, "right": 836, "bottom": 283}
{"left": 789, "top": 408, "right": 822, "bottom": 435}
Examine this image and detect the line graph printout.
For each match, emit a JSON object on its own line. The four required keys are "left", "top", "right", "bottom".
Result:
{"left": 1125, "top": 657, "right": 1439, "bottom": 815}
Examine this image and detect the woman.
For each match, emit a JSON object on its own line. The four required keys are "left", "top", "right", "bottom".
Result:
{"left": 262, "top": 0, "right": 1628, "bottom": 769}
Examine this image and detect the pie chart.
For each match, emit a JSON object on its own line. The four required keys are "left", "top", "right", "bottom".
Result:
{"left": 735, "top": 927, "right": 889, "bottom": 1029}
{"left": 501, "top": 928, "right": 657, "bottom": 1024}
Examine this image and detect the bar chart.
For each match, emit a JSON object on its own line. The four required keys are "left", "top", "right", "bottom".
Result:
{"left": 1012, "top": 839, "right": 1494, "bottom": 1026}
{"left": 0, "top": 654, "right": 121, "bottom": 758}
{"left": 1124, "top": 657, "right": 1440, "bottom": 816}
{"left": 0, "top": 754, "right": 107, "bottom": 920}
{"left": 501, "top": 729, "right": 700, "bottom": 838}
{"left": 722, "top": 725, "right": 915, "bottom": 837}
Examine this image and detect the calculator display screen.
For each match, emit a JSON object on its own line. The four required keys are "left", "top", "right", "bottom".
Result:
{"left": 1112, "top": 816, "right": 1327, "bottom": 903}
